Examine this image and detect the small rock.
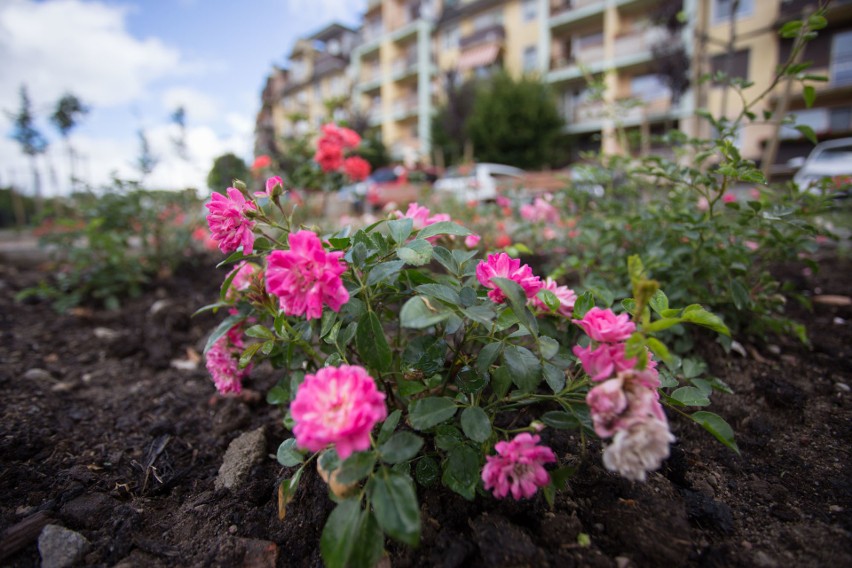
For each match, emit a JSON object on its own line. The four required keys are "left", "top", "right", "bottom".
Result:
{"left": 38, "top": 524, "right": 90, "bottom": 568}
{"left": 836, "top": 383, "right": 850, "bottom": 393}
{"left": 834, "top": 317, "right": 846, "bottom": 325}
{"left": 615, "top": 556, "right": 632, "bottom": 568}
{"left": 149, "top": 299, "right": 173, "bottom": 316}
{"left": 215, "top": 427, "right": 267, "bottom": 491}
{"left": 753, "top": 550, "right": 779, "bottom": 568}
{"left": 730, "top": 340, "right": 747, "bottom": 357}
{"left": 61, "top": 493, "right": 117, "bottom": 529}
{"left": 170, "top": 358, "right": 199, "bottom": 371}
{"left": 24, "top": 368, "right": 53, "bottom": 381}
{"left": 235, "top": 537, "right": 279, "bottom": 568}
{"left": 93, "top": 327, "right": 120, "bottom": 341}
{"left": 813, "top": 294, "right": 851, "bottom": 306}
{"left": 830, "top": 505, "right": 844, "bottom": 512}
{"left": 767, "top": 344, "right": 781, "bottom": 356}
{"left": 51, "top": 381, "right": 75, "bottom": 393}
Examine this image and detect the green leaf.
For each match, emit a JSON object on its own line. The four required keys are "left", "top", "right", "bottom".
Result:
{"left": 691, "top": 411, "right": 740, "bottom": 454}
{"left": 378, "top": 410, "right": 401, "bottom": 445}
{"left": 321, "top": 499, "right": 382, "bottom": 568}
{"left": 536, "top": 289, "right": 561, "bottom": 313}
{"left": 671, "top": 386, "right": 711, "bottom": 407}
{"left": 731, "top": 279, "right": 751, "bottom": 310}
{"left": 387, "top": 217, "right": 413, "bottom": 244}
{"left": 400, "top": 296, "right": 452, "bottom": 329}
{"left": 442, "top": 445, "right": 479, "bottom": 500}
{"left": 682, "top": 357, "right": 706, "bottom": 379}
{"left": 795, "top": 124, "right": 818, "bottom": 144}
{"left": 431, "top": 246, "right": 459, "bottom": 274}
{"left": 369, "top": 471, "right": 421, "bottom": 546}
{"left": 538, "top": 336, "right": 560, "bottom": 360}
{"left": 397, "top": 238, "right": 433, "bottom": 266}
{"left": 681, "top": 307, "right": 730, "bottom": 336}
{"left": 379, "top": 432, "right": 424, "bottom": 464}
{"left": 492, "top": 277, "right": 538, "bottom": 336}
{"left": 490, "top": 365, "right": 513, "bottom": 399}
{"left": 803, "top": 85, "right": 816, "bottom": 108}
{"left": 203, "top": 314, "right": 244, "bottom": 354}
{"left": 649, "top": 289, "right": 669, "bottom": 314}
{"left": 417, "top": 221, "right": 472, "bottom": 240}
{"left": 337, "top": 451, "right": 377, "bottom": 484}
{"left": 367, "top": 260, "right": 405, "bottom": 286}
{"left": 644, "top": 317, "right": 683, "bottom": 333}
{"left": 408, "top": 397, "right": 458, "bottom": 430}
{"left": 463, "top": 304, "right": 497, "bottom": 325}
{"left": 573, "top": 291, "right": 595, "bottom": 319}
{"left": 542, "top": 361, "right": 566, "bottom": 393}
{"left": 327, "top": 237, "right": 351, "bottom": 250}
{"left": 239, "top": 342, "right": 262, "bottom": 368}
{"left": 415, "top": 283, "right": 461, "bottom": 306}
{"left": 476, "top": 342, "right": 503, "bottom": 375}
{"left": 540, "top": 410, "right": 580, "bottom": 430}
{"left": 415, "top": 456, "right": 440, "bottom": 487}
{"left": 266, "top": 384, "right": 289, "bottom": 405}
{"left": 278, "top": 470, "right": 303, "bottom": 521}
{"left": 503, "top": 344, "right": 541, "bottom": 393}
{"left": 779, "top": 20, "right": 803, "bottom": 38}
{"left": 356, "top": 311, "right": 392, "bottom": 373}
{"left": 455, "top": 365, "right": 488, "bottom": 394}
{"left": 646, "top": 337, "right": 673, "bottom": 366}
{"left": 276, "top": 438, "right": 304, "bottom": 467}
{"left": 245, "top": 324, "right": 275, "bottom": 340}
{"left": 460, "top": 406, "right": 491, "bottom": 443}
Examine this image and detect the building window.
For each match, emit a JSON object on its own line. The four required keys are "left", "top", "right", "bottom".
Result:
{"left": 473, "top": 9, "right": 503, "bottom": 31}
{"left": 830, "top": 106, "right": 852, "bottom": 132}
{"left": 522, "top": 0, "right": 537, "bottom": 21}
{"left": 780, "top": 108, "right": 829, "bottom": 139}
{"left": 832, "top": 30, "right": 852, "bottom": 86}
{"left": 630, "top": 74, "right": 671, "bottom": 101}
{"left": 442, "top": 25, "right": 460, "bottom": 50}
{"left": 713, "top": 0, "right": 753, "bottom": 23}
{"left": 710, "top": 48, "right": 750, "bottom": 83}
{"left": 523, "top": 46, "right": 537, "bottom": 72}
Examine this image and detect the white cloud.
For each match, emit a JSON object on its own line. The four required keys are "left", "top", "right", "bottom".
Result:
{"left": 0, "top": 0, "right": 183, "bottom": 110}
{"left": 161, "top": 87, "right": 221, "bottom": 123}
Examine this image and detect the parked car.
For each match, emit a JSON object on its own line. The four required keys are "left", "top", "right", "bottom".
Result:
{"left": 339, "top": 166, "right": 422, "bottom": 211}
{"left": 433, "top": 163, "right": 526, "bottom": 202}
{"left": 791, "top": 137, "right": 852, "bottom": 197}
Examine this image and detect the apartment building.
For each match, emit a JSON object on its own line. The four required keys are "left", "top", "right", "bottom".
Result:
{"left": 257, "top": 0, "right": 850, "bottom": 168}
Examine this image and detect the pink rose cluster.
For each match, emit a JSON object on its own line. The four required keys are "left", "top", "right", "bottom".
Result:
{"left": 573, "top": 307, "right": 673, "bottom": 481}
{"left": 205, "top": 322, "right": 253, "bottom": 395}
{"left": 482, "top": 433, "right": 556, "bottom": 500}
{"left": 475, "top": 254, "right": 577, "bottom": 317}
{"left": 265, "top": 230, "right": 350, "bottom": 321}
{"left": 314, "top": 123, "right": 372, "bottom": 182}
{"left": 205, "top": 187, "right": 257, "bottom": 255}
{"left": 520, "top": 194, "right": 559, "bottom": 224}
{"left": 393, "top": 203, "right": 451, "bottom": 243}
{"left": 290, "top": 365, "right": 387, "bottom": 460}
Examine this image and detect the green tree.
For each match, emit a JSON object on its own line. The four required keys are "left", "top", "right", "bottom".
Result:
{"left": 467, "top": 73, "right": 563, "bottom": 169}
{"left": 431, "top": 71, "right": 477, "bottom": 167}
{"left": 9, "top": 85, "right": 49, "bottom": 211}
{"left": 50, "top": 92, "right": 90, "bottom": 191}
{"left": 207, "top": 152, "right": 249, "bottom": 193}
{"left": 136, "top": 129, "right": 158, "bottom": 181}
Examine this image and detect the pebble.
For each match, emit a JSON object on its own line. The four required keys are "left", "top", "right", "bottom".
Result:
{"left": 615, "top": 556, "right": 632, "bottom": 568}
{"left": 753, "top": 550, "right": 779, "bottom": 568}
{"left": 149, "top": 299, "right": 173, "bottom": 316}
{"left": 24, "top": 368, "right": 53, "bottom": 381}
{"left": 834, "top": 317, "right": 846, "bottom": 325}
{"left": 38, "top": 524, "right": 90, "bottom": 568}
{"left": 767, "top": 345, "right": 781, "bottom": 356}
{"left": 93, "top": 327, "right": 120, "bottom": 341}
{"left": 215, "top": 427, "right": 267, "bottom": 491}
{"left": 830, "top": 505, "right": 844, "bottom": 512}
{"left": 836, "top": 383, "right": 851, "bottom": 393}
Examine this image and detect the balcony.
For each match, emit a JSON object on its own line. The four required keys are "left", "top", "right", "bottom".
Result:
{"left": 459, "top": 24, "right": 505, "bottom": 50}
{"left": 550, "top": 0, "right": 604, "bottom": 31}
{"left": 313, "top": 53, "right": 347, "bottom": 78}
{"left": 613, "top": 27, "right": 667, "bottom": 60}
{"left": 392, "top": 95, "right": 420, "bottom": 120}
{"left": 563, "top": 95, "right": 674, "bottom": 133}
{"left": 391, "top": 54, "right": 419, "bottom": 79}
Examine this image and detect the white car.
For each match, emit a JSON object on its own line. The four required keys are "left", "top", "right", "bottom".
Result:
{"left": 791, "top": 138, "right": 852, "bottom": 197}
{"left": 433, "top": 163, "right": 526, "bottom": 202}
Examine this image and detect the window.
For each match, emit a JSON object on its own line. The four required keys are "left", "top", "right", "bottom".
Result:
{"left": 713, "top": 0, "right": 753, "bottom": 22}
{"left": 832, "top": 30, "right": 852, "bottom": 85}
{"left": 780, "top": 109, "right": 828, "bottom": 139}
{"left": 523, "top": 0, "right": 537, "bottom": 21}
{"left": 442, "top": 25, "right": 460, "bottom": 49}
{"left": 710, "top": 48, "right": 750, "bottom": 83}
{"left": 473, "top": 9, "right": 503, "bottom": 31}
{"left": 630, "top": 74, "right": 671, "bottom": 101}
{"left": 575, "top": 31, "right": 604, "bottom": 51}
{"left": 830, "top": 106, "right": 852, "bottom": 132}
{"left": 523, "top": 46, "right": 537, "bottom": 72}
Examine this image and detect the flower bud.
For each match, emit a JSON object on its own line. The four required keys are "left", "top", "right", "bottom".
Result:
{"left": 232, "top": 179, "right": 247, "bottom": 191}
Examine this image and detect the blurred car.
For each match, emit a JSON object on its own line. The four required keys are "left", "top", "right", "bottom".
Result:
{"left": 339, "top": 166, "right": 416, "bottom": 210}
{"left": 433, "top": 163, "right": 526, "bottom": 202}
{"left": 791, "top": 137, "right": 852, "bottom": 197}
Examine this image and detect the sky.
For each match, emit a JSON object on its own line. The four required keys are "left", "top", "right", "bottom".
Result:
{"left": 0, "top": 0, "right": 365, "bottom": 196}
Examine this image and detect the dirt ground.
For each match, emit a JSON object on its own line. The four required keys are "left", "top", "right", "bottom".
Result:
{"left": 0, "top": 248, "right": 850, "bottom": 567}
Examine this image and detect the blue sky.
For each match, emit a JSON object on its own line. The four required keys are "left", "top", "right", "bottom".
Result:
{"left": 0, "top": 0, "right": 364, "bottom": 195}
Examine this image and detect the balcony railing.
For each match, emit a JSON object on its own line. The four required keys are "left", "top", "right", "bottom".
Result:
{"left": 614, "top": 27, "right": 667, "bottom": 59}
{"left": 551, "top": 0, "right": 604, "bottom": 17}
{"left": 391, "top": 55, "right": 419, "bottom": 77}
{"left": 314, "top": 53, "right": 347, "bottom": 77}
{"left": 460, "top": 24, "right": 505, "bottom": 50}
{"left": 393, "top": 96, "right": 419, "bottom": 118}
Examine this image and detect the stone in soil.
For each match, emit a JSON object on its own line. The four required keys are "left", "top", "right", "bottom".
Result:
{"left": 38, "top": 524, "right": 90, "bottom": 568}
{"left": 215, "top": 426, "right": 267, "bottom": 491}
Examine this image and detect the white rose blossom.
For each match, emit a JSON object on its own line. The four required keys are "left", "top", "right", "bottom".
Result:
{"left": 602, "top": 418, "right": 675, "bottom": 482}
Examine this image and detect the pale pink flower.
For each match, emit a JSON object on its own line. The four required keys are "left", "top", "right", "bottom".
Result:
{"left": 531, "top": 277, "right": 577, "bottom": 316}
{"left": 205, "top": 187, "right": 257, "bottom": 255}
{"left": 496, "top": 196, "right": 511, "bottom": 208}
{"left": 225, "top": 261, "right": 261, "bottom": 301}
{"left": 476, "top": 253, "right": 543, "bottom": 304}
{"left": 722, "top": 193, "right": 736, "bottom": 204}
{"left": 586, "top": 377, "right": 629, "bottom": 437}
{"left": 587, "top": 373, "right": 664, "bottom": 438}
{"left": 542, "top": 227, "right": 557, "bottom": 241}
{"left": 290, "top": 365, "right": 387, "bottom": 460}
{"left": 481, "top": 433, "right": 556, "bottom": 500}
{"left": 573, "top": 307, "right": 635, "bottom": 343}
{"left": 394, "top": 203, "right": 451, "bottom": 242}
{"left": 520, "top": 197, "right": 559, "bottom": 224}
{"left": 254, "top": 175, "right": 284, "bottom": 198}
{"left": 265, "top": 230, "right": 350, "bottom": 320}
{"left": 697, "top": 197, "right": 709, "bottom": 211}
{"left": 205, "top": 325, "right": 252, "bottom": 395}
{"left": 749, "top": 188, "right": 761, "bottom": 200}
{"left": 744, "top": 240, "right": 759, "bottom": 251}
{"left": 465, "top": 234, "right": 481, "bottom": 248}
{"left": 573, "top": 343, "right": 636, "bottom": 381}
{"left": 602, "top": 418, "right": 674, "bottom": 481}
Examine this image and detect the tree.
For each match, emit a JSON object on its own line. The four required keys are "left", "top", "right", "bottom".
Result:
{"left": 466, "top": 73, "right": 563, "bottom": 170}
{"left": 170, "top": 106, "right": 189, "bottom": 161}
{"left": 136, "top": 129, "right": 158, "bottom": 181}
{"left": 207, "top": 153, "right": 249, "bottom": 193}
{"left": 431, "top": 70, "right": 478, "bottom": 167}
{"left": 9, "top": 85, "right": 49, "bottom": 210}
{"left": 50, "top": 93, "right": 90, "bottom": 191}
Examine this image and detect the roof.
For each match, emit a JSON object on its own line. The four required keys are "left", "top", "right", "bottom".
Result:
{"left": 309, "top": 22, "right": 358, "bottom": 42}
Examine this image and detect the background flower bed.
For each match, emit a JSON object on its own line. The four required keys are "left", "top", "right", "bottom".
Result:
{"left": 1, "top": 249, "right": 849, "bottom": 567}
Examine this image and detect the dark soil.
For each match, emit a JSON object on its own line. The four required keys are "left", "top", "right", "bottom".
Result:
{"left": 1, "top": 250, "right": 850, "bottom": 567}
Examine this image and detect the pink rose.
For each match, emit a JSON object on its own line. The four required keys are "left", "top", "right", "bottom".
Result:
{"left": 475, "top": 253, "right": 543, "bottom": 304}
{"left": 465, "top": 234, "right": 481, "bottom": 248}
{"left": 291, "top": 365, "right": 387, "bottom": 460}
{"left": 530, "top": 277, "right": 577, "bottom": 317}
{"left": 205, "top": 187, "right": 257, "bottom": 255}
{"left": 572, "top": 343, "right": 636, "bottom": 381}
{"left": 573, "top": 307, "right": 635, "bottom": 343}
{"left": 481, "top": 433, "right": 556, "bottom": 500}
{"left": 343, "top": 156, "right": 371, "bottom": 182}
{"left": 205, "top": 323, "right": 252, "bottom": 394}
